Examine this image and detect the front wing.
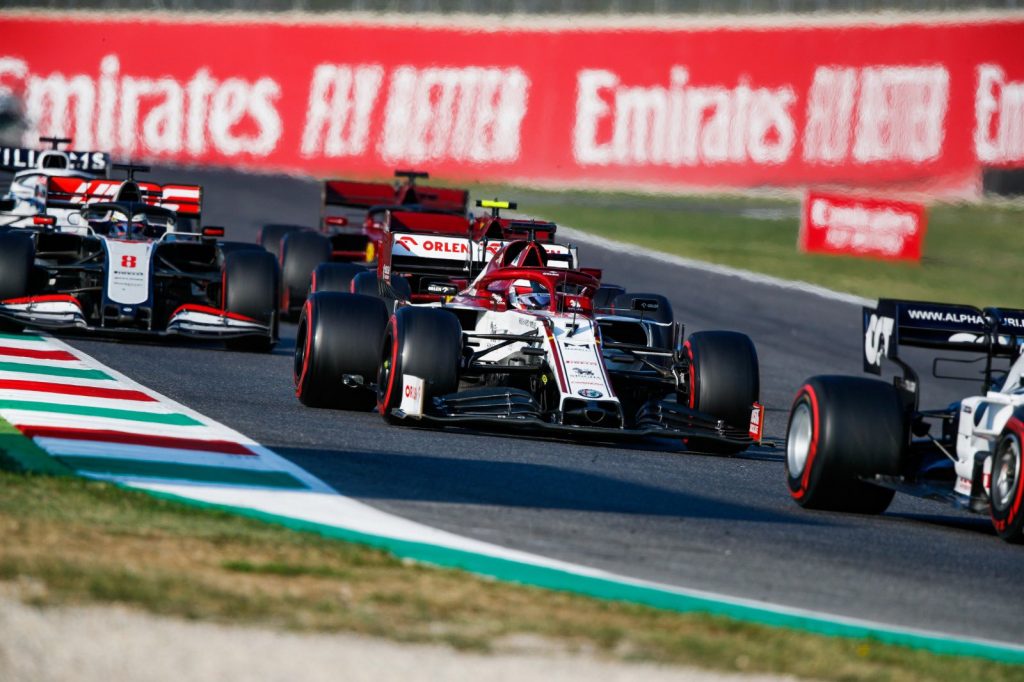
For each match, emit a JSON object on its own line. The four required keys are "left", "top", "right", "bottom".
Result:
{"left": 387, "top": 387, "right": 757, "bottom": 450}
{"left": 0, "top": 297, "right": 272, "bottom": 341}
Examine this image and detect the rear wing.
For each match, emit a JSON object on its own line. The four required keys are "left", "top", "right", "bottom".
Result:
{"left": 323, "top": 179, "right": 397, "bottom": 208}
{"left": 863, "top": 299, "right": 1024, "bottom": 374}
{"left": 45, "top": 177, "right": 202, "bottom": 216}
{"left": 377, "top": 210, "right": 574, "bottom": 298}
{"left": 0, "top": 146, "right": 110, "bottom": 175}
{"left": 323, "top": 175, "right": 468, "bottom": 214}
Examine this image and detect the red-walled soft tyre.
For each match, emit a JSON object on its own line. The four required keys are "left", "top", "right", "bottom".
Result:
{"left": 786, "top": 375, "right": 906, "bottom": 514}
{"left": 294, "top": 292, "right": 388, "bottom": 410}
{"left": 0, "top": 231, "right": 34, "bottom": 333}
{"left": 683, "top": 331, "right": 759, "bottom": 429}
{"left": 991, "top": 422, "right": 1024, "bottom": 543}
{"left": 280, "top": 230, "right": 330, "bottom": 318}
{"left": 258, "top": 224, "right": 306, "bottom": 262}
{"left": 377, "top": 306, "right": 461, "bottom": 424}
{"left": 223, "top": 249, "right": 278, "bottom": 353}
{"left": 309, "top": 262, "right": 367, "bottom": 295}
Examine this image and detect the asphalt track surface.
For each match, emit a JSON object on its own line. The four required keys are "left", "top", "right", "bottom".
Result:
{"left": 64, "top": 167, "right": 1022, "bottom": 646}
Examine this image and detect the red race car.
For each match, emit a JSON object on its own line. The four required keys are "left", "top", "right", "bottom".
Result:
{"left": 259, "top": 170, "right": 469, "bottom": 318}
{"left": 294, "top": 201, "right": 763, "bottom": 453}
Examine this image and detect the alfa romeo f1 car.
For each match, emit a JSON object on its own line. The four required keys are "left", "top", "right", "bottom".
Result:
{"left": 1, "top": 137, "right": 110, "bottom": 229}
{"left": 785, "top": 299, "right": 1024, "bottom": 542}
{"left": 259, "top": 170, "right": 469, "bottom": 318}
{"left": 0, "top": 165, "right": 279, "bottom": 351}
{"left": 293, "top": 201, "right": 764, "bottom": 453}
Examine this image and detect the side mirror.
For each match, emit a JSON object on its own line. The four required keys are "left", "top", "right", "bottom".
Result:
{"left": 325, "top": 215, "right": 348, "bottom": 227}
{"left": 631, "top": 297, "right": 660, "bottom": 313}
{"left": 201, "top": 225, "right": 225, "bottom": 238}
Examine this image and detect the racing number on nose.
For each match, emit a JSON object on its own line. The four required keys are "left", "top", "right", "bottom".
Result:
{"left": 121, "top": 255, "right": 137, "bottom": 268}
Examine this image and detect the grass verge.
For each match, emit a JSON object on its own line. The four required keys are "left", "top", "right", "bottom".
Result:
{"left": 0, "top": 447, "right": 1021, "bottom": 680}
{"left": 468, "top": 185, "right": 1024, "bottom": 309}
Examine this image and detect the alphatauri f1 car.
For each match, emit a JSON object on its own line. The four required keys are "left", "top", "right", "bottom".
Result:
{"left": 785, "top": 299, "right": 1024, "bottom": 542}
{"left": 0, "top": 165, "right": 279, "bottom": 351}
{"left": 259, "top": 170, "right": 470, "bottom": 318}
{"left": 294, "top": 201, "right": 764, "bottom": 453}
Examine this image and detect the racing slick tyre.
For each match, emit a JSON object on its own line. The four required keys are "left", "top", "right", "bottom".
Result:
{"left": 786, "top": 376, "right": 906, "bottom": 514}
{"left": 294, "top": 292, "right": 389, "bottom": 410}
{"left": 377, "top": 307, "right": 462, "bottom": 424}
{"left": 612, "top": 292, "right": 673, "bottom": 349}
{"left": 310, "top": 263, "right": 367, "bottom": 295}
{"left": 217, "top": 241, "right": 266, "bottom": 257}
{"left": 351, "top": 270, "right": 412, "bottom": 313}
{"left": 0, "top": 231, "right": 34, "bottom": 332}
{"left": 280, "top": 230, "right": 331, "bottom": 319}
{"left": 258, "top": 224, "right": 307, "bottom": 262}
{"left": 990, "top": 424, "right": 1024, "bottom": 543}
{"left": 682, "top": 330, "right": 759, "bottom": 435}
{"left": 592, "top": 284, "right": 626, "bottom": 314}
{"left": 223, "top": 250, "right": 279, "bottom": 353}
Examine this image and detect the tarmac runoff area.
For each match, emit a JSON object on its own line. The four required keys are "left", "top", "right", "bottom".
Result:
{"left": 0, "top": 591, "right": 801, "bottom": 682}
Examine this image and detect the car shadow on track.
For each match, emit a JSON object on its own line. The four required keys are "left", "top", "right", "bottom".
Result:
{"left": 886, "top": 512, "right": 997, "bottom": 538}
{"left": 276, "top": 446, "right": 826, "bottom": 527}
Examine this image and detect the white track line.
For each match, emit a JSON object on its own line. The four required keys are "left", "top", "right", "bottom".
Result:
{"left": 558, "top": 225, "right": 874, "bottom": 307}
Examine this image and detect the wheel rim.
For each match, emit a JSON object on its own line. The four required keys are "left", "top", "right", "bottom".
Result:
{"left": 787, "top": 401, "right": 814, "bottom": 478}
{"left": 992, "top": 435, "right": 1021, "bottom": 512}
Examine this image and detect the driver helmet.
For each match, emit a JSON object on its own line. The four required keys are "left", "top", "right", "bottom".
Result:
{"left": 510, "top": 279, "right": 550, "bottom": 310}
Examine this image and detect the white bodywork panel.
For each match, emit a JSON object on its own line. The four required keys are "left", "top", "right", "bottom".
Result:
{"left": 104, "top": 241, "right": 155, "bottom": 305}
{"left": 461, "top": 307, "right": 618, "bottom": 411}
{"left": 954, "top": 353, "right": 1024, "bottom": 491}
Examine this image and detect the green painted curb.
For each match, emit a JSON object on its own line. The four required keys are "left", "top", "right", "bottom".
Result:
{"left": 57, "top": 456, "right": 308, "bottom": 489}
{"left": 0, "top": 419, "right": 72, "bottom": 476}
{"left": 0, "top": 361, "right": 113, "bottom": 380}
{"left": 0, "top": 399, "right": 201, "bottom": 426}
{"left": 0, "top": 332, "right": 45, "bottom": 342}
{"left": 137, "top": 488, "right": 1024, "bottom": 665}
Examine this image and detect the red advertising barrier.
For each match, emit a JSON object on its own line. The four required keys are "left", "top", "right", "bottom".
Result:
{"left": 800, "top": 190, "right": 927, "bottom": 261}
{"left": 1, "top": 12, "right": 1022, "bottom": 195}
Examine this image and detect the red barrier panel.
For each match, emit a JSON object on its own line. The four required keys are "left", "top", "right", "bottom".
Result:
{"left": 800, "top": 190, "right": 927, "bottom": 261}
{"left": 2, "top": 13, "right": 1022, "bottom": 195}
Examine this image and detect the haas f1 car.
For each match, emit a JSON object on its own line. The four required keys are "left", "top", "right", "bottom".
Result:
{"left": 293, "top": 201, "right": 764, "bottom": 453}
{"left": 259, "top": 170, "right": 469, "bottom": 318}
{"left": 0, "top": 165, "right": 279, "bottom": 351}
{"left": 1, "top": 137, "right": 111, "bottom": 229}
{"left": 785, "top": 300, "right": 1024, "bottom": 542}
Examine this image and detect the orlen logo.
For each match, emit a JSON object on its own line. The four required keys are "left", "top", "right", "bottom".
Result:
{"left": 121, "top": 255, "right": 138, "bottom": 268}
{"left": 395, "top": 235, "right": 470, "bottom": 254}
{"left": 403, "top": 382, "right": 420, "bottom": 400}
{"left": 864, "top": 313, "right": 894, "bottom": 368}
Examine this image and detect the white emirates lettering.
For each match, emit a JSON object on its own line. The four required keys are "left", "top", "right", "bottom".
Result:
{"left": 810, "top": 197, "right": 920, "bottom": 257}
{"left": 573, "top": 66, "right": 797, "bottom": 167}
{"left": 975, "top": 64, "right": 1024, "bottom": 164}
{"left": 7, "top": 56, "right": 282, "bottom": 158}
